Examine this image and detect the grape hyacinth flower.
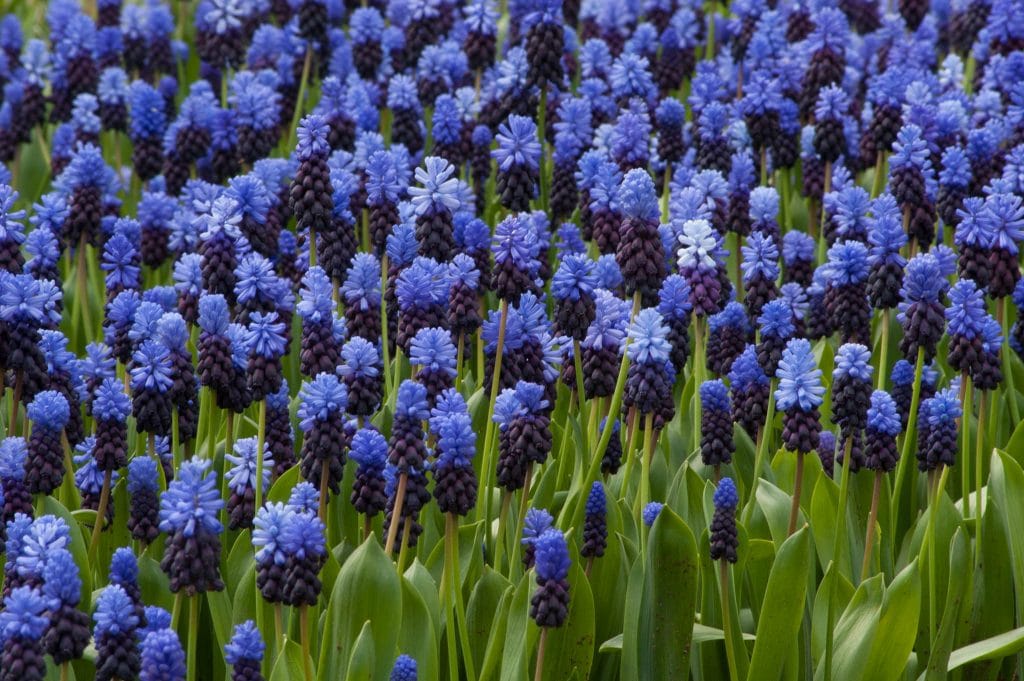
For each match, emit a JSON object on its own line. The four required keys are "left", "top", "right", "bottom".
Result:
{"left": 642, "top": 502, "right": 663, "bottom": 528}
{"left": 432, "top": 401, "right": 478, "bottom": 517}
{"left": 0, "top": 438, "right": 31, "bottom": 526}
{"left": 706, "top": 302, "right": 749, "bottom": 376}
{"left": 139, "top": 627, "right": 186, "bottom": 681}
{"left": 580, "top": 481, "right": 606, "bottom": 569}
{"left": 865, "top": 390, "right": 901, "bottom": 474}
{"left": 982, "top": 191, "right": 1024, "bottom": 299}
{"left": 298, "top": 267, "right": 340, "bottom": 378}
{"left": 494, "top": 116, "right": 541, "bottom": 213}
{"left": 447, "top": 253, "right": 482, "bottom": 346}
{"left": 0, "top": 587, "right": 49, "bottom": 681}
{"left": 729, "top": 344, "right": 770, "bottom": 438}
{"left": 889, "top": 125, "right": 936, "bottom": 250}
{"left": 41, "top": 548, "right": 90, "bottom": 666}
{"left": 867, "top": 194, "right": 907, "bottom": 311}
{"left": 824, "top": 240, "right": 870, "bottom": 345}
{"left": 523, "top": 0, "right": 564, "bottom": 86}
{"left": 339, "top": 338, "right": 383, "bottom": 420}
{"left": 279, "top": 506, "right": 326, "bottom": 607}
{"left": 410, "top": 327, "right": 457, "bottom": 405}
{"left": 245, "top": 311, "right": 287, "bottom": 402}
{"left": 580, "top": 290, "right": 629, "bottom": 401}
{"left": 946, "top": 279, "right": 988, "bottom": 379}
{"left": 409, "top": 156, "right": 461, "bottom": 261}
{"left": 782, "top": 231, "right": 815, "bottom": 287}
{"left": 552, "top": 254, "right": 597, "bottom": 342}
{"left": 756, "top": 299, "right": 795, "bottom": 377}
{"left": 127, "top": 457, "right": 160, "bottom": 545}
{"left": 265, "top": 380, "right": 295, "bottom": 479}
{"left": 297, "top": 373, "right": 349, "bottom": 512}
{"left": 741, "top": 231, "right": 779, "bottom": 322}
{"left": 921, "top": 387, "right": 961, "bottom": 473}
{"left": 108, "top": 547, "right": 145, "bottom": 627}
{"left": 700, "top": 379, "right": 735, "bottom": 473}
{"left": 131, "top": 339, "right": 175, "bottom": 438}
{"left": 775, "top": 338, "right": 824, "bottom": 532}
{"left": 491, "top": 213, "right": 541, "bottom": 305}
{"left": 832, "top": 343, "right": 873, "bottom": 473}
{"left": 225, "top": 621, "right": 264, "bottom": 681}
{"left": 350, "top": 428, "right": 388, "bottom": 530}
{"left": 253, "top": 502, "right": 292, "bottom": 604}
{"left": 341, "top": 253, "right": 383, "bottom": 343}
{"left": 226, "top": 437, "right": 273, "bottom": 531}
{"left": 395, "top": 257, "right": 449, "bottom": 354}
{"left": 677, "top": 218, "right": 727, "bottom": 317}
{"left": 391, "top": 655, "right": 418, "bottom": 681}
{"left": 158, "top": 459, "right": 225, "bottom": 595}
{"left": 624, "top": 308, "right": 676, "bottom": 430}
{"left": 290, "top": 115, "right": 333, "bottom": 264}
{"left": 495, "top": 381, "right": 553, "bottom": 494}
{"left": 530, "top": 528, "right": 570, "bottom": 628}
{"left": 898, "top": 253, "right": 947, "bottom": 364}
{"left": 616, "top": 169, "right": 666, "bottom": 307}
{"left": 25, "top": 390, "right": 70, "bottom": 496}
{"left": 710, "top": 477, "right": 739, "bottom": 563}
{"left": 128, "top": 81, "right": 167, "bottom": 182}
{"left": 93, "top": 585, "right": 141, "bottom": 681}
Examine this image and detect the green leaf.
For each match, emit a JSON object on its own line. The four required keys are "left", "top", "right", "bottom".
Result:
{"left": 477, "top": 582, "right": 514, "bottom": 681}
{"left": 499, "top": 573, "right": 537, "bottom": 681}
{"left": 638, "top": 508, "right": 700, "bottom": 681}
{"left": 989, "top": 450, "right": 1024, "bottom": 629}
{"left": 927, "top": 529, "right": 971, "bottom": 679}
{"left": 747, "top": 527, "right": 811, "bottom": 681}
{"left": 816, "top": 575, "right": 884, "bottom": 681}
{"left": 601, "top": 624, "right": 754, "bottom": 653}
{"left": 398, "top": 575, "right": 440, "bottom": 681}
{"left": 543, "top": 555, "right": 596, "bottom": 680}
{"left": 206, "top": 588, "right": 234, "bottom": 660}
{"left": 948, "top": 626, "right": 1024, "bottom": 671}
{"left": 860, "top": 560, "right": 921, "bottom": 681}
{"left": 318, "top": 538, "right": 402, "bottom": 681}
{"left": 466, "top": 567, "right": 512, "bottom": 669}
{"left": 270, "top": 640, "right": 307, "bottom": 681}
{"left": 345, "top": 622, "right": 376, "bottom": 681}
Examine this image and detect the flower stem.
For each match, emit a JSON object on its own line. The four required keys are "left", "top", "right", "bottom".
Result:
{"left": 533, "top": 627, "right": 549, "bottom": 681}
{"left": 477, "top": 299, "right": 509, "bottom": 536}
{"left": 509, "top": 466, "right": 533, "bottom": 581}
{"left": 870, "top": 151, "right": 886, "bottom": 199}
{"left": 384, "top": 472, "right": 408, "bottom": 555}
{"left": 921, "top": 465, "right": 950, "bottom": 643}
{"left": 397, "top": 518, "right": 414, "bottom": 573}
{"left": 456, "top": 332, "right": 465, "bottom": 386}
{"left": 831, "top": 437, "right": 854, "bottom": 575}
{"left": 877, "top": 308, "right": 891, "bottom": 391}
{"left": 960, "top": 374, "right": 971, "bottom": 518}
{"left": 787, "top": 450, "right": 804, "bottom": 536}
{"left": 447, "top": 513, "right": 477, "bottom": 681}
{"left": 289, "top": 45, "right": 313, "bottom": 152}
{"left": 493, "top": 491, "right": 512, "bottom": 575}
{"left": 187, "top": 595, "right": 200, "bottom": 681}
{"left": 274, "top": 602, "right": 285, "bottom": 659}
{"left": 254, "top": 399, "right": 267, "bottom": 511}
{"left": 891, "top": 347, "right": 926, "bottom": 536}
{"left": 1001, "top": 297, "right": 1020, "bottom": 423}
{"left": 860, "top": 469, "right": 883, "bottom": 582}
{"left": 741, "top": 380, "right": 775, "bottom": 527}
{"left": 719, "top": 561, "right": 739, "bottom": 681}
{"left": 639, "top": 412, "right": 654, "bottom": 555}
{"left": 300, "top": 605, "right": 314, "bottom": 681}
{"left": 88, "top": 469, "right": 112, "bottom": 563}
{"left": 975, "top": 391, "right": 986, "bottom": 573}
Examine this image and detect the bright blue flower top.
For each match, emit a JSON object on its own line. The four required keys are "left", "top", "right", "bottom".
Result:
{"left": 0, "top": 586, "right": 48, "bottom": 641}
{"left": 626, "top": 308, "right": 671, "bottom": 365}
{"left": 775, "top": 338, "right": 825, "bottom": 412}
{"left": 295, "top": 114, "right": 331, "bottom": 161}
{"left": 700, "top": 379, "right": 731, "bottom": 413}
{"left": 341, "top": 254, "right": 382, "bottom": 311}
{"left": 617, "top": 168, "right": 660, "bottom": 222}
{"left": 225, "top": 621, "right": 265, "bottom": 664}
{"left": 552, "top": 255, "right": 597, "bottom": 302}
{"left": 642, "top": 501, "right": 663, "bottom": 527}
{"left": 396, "top": 257, "right": 449, "bottom": 310}
{"left": 27, "top": 390, "right": 69, "bottom": 432}
{"left": 93, "top": 584, "right": 139, "bottom": 638}
{"left": 585, "top": 481, "right": 605, "bottom": 519}
{"left": 982, "top": 191, "right": 1024, "bottom": 254}
{"left": 246, "top": 311, "right": 287, "bottom": 359}
{"left": 867, "top": 390, "right": 901, "bottom": 436}
{"left": 158, "top": 459, "right": 224, "bottom": 537}
{"left": 493, "top": 115, "right": 541, "bottom": 172}
{"left": 729, "top": 344, "right": 768, "bottom": 391}
{"left": 140, "top": 627, "right": 186, "bottom": 681}
{"left": 130, "top": 340, "right": 174, "bottom": 394}
{"left": 833, "top": 343, "right": 873, "bottom": 383}
{"left": 42, "top": 548, "right": 80, "bottom": 608}
{"left": 297, "top": 374, "right": 348, "bottom": 430}
{"left": 946, "top": 279, "right": 987, "bottom": 339}
{"left": 758, "top": 299, "right": 794, "bottom": 340}
{"left": 927, "top": 387, "right": 962, "bottom": 427}
{"left": 534, "top": 528, "right": 570, "bottom": 581}
{"left": 900, "top": 253, "right": 945, "bottom": 305}
{"left": 410, "top": 328, "right": 457, "bottom": 377}
{"left": 128, "top": 456, "right": 159, "bottom": 495}
{"left": 740, "top": 231, "right": 779, "bottom": 283}
{"left": 225, "top": 437, "right": 272, "bottom": 494}
{"left": 391, "top": 655, "right": 418, "bottom": 681}
{"left": 714, "top": 477, "right": 738, "bottom": 510}
{"left": 408, "top": 157, "right": 461, "bottom": 217}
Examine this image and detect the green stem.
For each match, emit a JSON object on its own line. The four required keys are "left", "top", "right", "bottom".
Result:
{"left": 274, "top": 602, "right": 285, "bottom": 660}
{"left": 1002, "top": 297, "right": 1020, "bottom": 423}
{"left": 448, "top": 514, "right": 477, "bottom": 681}
{"left": 877, "top": 309, "right": 890, "bottom": 391}
{"left": 288, "top": 46, "right": 313, "bottom": 152}
{"left": 975, "top": 392, "right": 986, "bottom": 573}
{"left": 960, "top": 375, "right": 971, "bottom": 519}
{"left": 254, "top": 399, "right": 267, "bottom": 511}
{"left": 172, "top": 408, "right": 181, "bottom": 472}
{"left": 573, "top": 339, "right": 588, "bottom": 445}
{"left": 562, "top": 293, "right": 640, "bottom": 530}
{"left": 300, "top": 605, "right": 314, "bottom": 681}
{"left": 444, "top": 524, "right": 460, "bottom": 681}
{"left": 832, "top": 437, "right": 854, "bottom": 577}
{"left": 187, "top": 596, "right": 200, "bottom": 681}
{"left": 741, "top": 380, "right": 775, "bottom": 527}
{"left": 617, "top": 409, "right": 641, "bottom": 500}
{"left": 787, "top": 450, "right": 804, "bottom": 536}
{"left": 719, "top": 561, "right": 739, "bottom": 681}
{"left": 922, "top": 466, "right": 950, "bottom": 643}
{"left": 456, "top": 332, "right": 465, "bottom": 386}
{"left": 509, "top": 467, "right": 533, "bottom": 581}
{"left": 87, "top": 469, "right": 112, "bottom": 563}
{"left": 860, "top": 470, "right": 883, "bottom": 583}
{"left": 870, "top": 151, "right": 886, "bottom": 199}
{"left": 477, "top": 300, "right": 509, "bottom": 536}
{"left": 384, "top": 473, "right": 408, "bottom": 555}
{"left": 533, "top": 627, "right": 549, "bottom": 681}
{"left": 493, "top": 492, "right": 512, "bottom": 574}
{"left": 76, "top": 236, "right": 93, "bottom": 343}
{"left": 891, "top": 347, "right": 926, "bottom": 537}
{"left": 639, "top": 413, "right": 654, "bottom": 556}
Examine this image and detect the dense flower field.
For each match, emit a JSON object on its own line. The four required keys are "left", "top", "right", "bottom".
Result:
{"left": 0, "top": 0, "right": 1024, "bottom": 678}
